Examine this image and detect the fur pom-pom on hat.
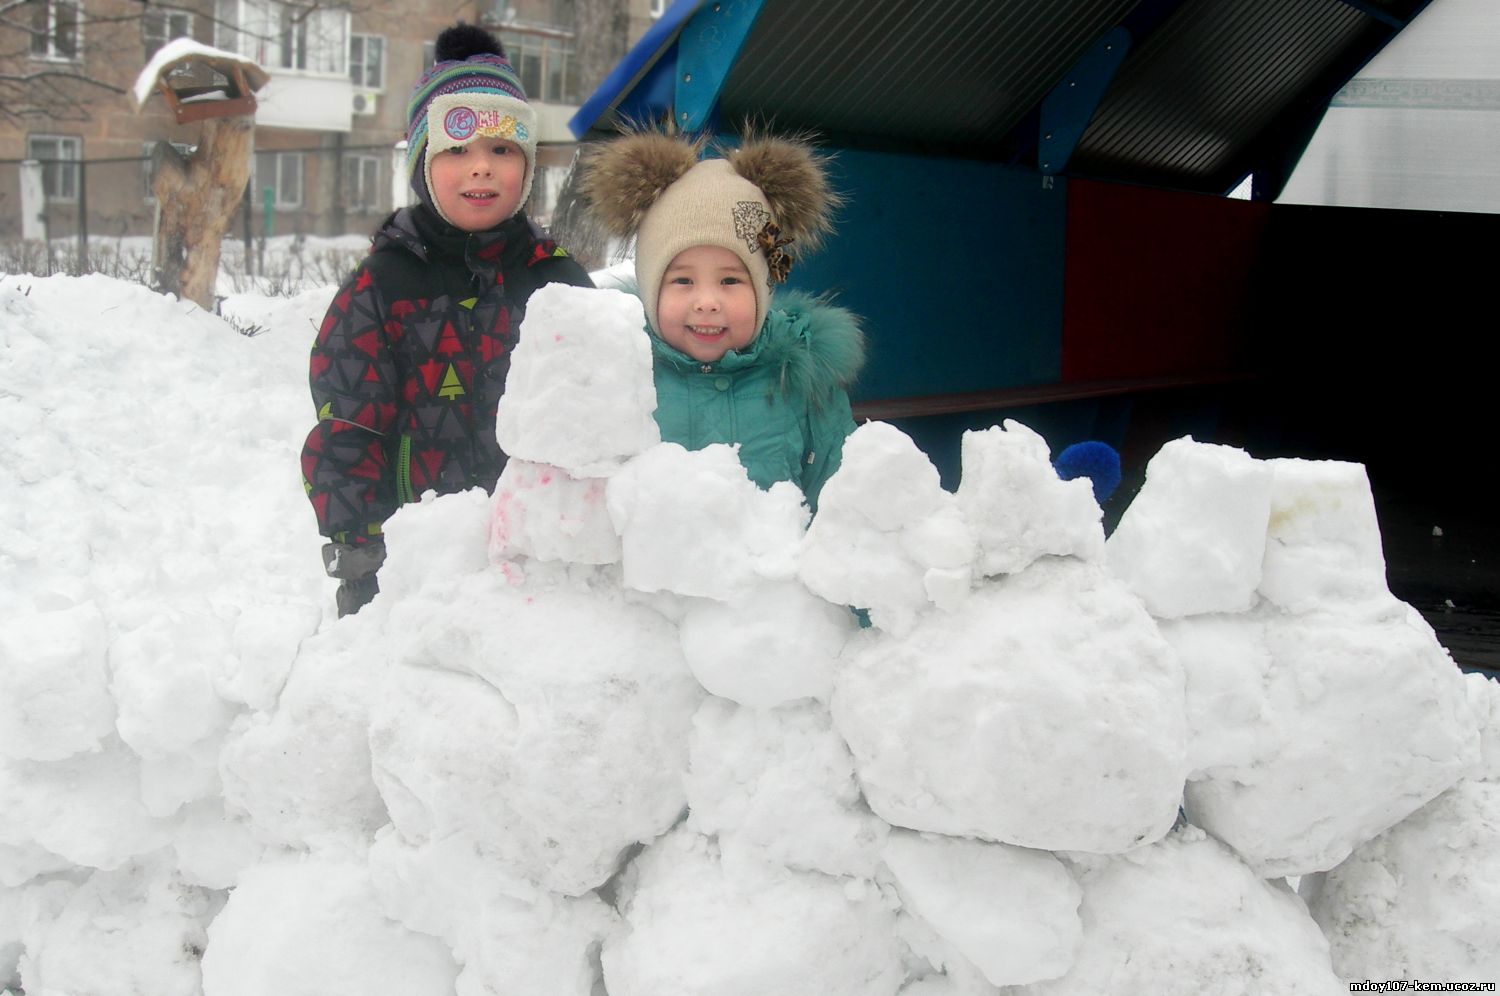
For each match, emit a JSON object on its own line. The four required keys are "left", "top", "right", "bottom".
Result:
{"left": 725, "top": 136, "right": 841, "bottom": 252}
{"left": 579, "top": 132, "right": 704, "bottom": 239}
{"left": 580, "top": 129, "right": 840, "bottom": 338}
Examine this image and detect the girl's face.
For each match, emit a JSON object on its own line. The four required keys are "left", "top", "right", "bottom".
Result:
{"left": 655, "top": 245, "right": 759, "bottom": 363}
{"left": 429, "top": 139, "right": 526, "bottom": 231}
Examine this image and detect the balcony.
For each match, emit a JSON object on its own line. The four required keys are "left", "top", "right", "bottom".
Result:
{"left": 254, "top": 71, "right": 354, "bottom": 132}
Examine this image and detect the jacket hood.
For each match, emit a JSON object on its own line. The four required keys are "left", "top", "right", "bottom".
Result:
{"left": 373, "top": 204, "right": 539, "bottom": 276}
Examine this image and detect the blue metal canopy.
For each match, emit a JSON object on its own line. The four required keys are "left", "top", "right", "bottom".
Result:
{"left": 571, "top": 0, "right": 1434, "bottom": 198}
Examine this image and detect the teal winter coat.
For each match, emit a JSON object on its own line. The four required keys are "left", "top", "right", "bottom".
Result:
{"left": 649, "top": 290, "right": 865, "bottom": 508}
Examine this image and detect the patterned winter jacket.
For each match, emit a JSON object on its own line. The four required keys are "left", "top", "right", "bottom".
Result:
{"left": 650, "top": 290, "right": 865, "bottom": 509}
{"left": 301, "top": 203, "right": 592, "bottom": 544}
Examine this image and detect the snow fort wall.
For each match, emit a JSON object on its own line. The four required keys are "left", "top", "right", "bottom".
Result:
{"left": 2, "top": 277, "right": 1494, "bottom": 995}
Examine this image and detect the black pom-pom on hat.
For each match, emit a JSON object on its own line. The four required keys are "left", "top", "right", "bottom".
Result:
{"left": 435, "top": 23, "right": 505, "bottom": 62}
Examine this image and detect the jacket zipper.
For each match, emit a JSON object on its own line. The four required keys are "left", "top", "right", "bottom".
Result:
{"left": 396, "top": 434, "right": 414, "bottom": 504}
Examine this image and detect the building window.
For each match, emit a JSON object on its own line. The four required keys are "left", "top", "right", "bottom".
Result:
{"left": 649, "top": 0, "right": 667, "bottom": 18}
{"left": 215, "top": 0, "right": 346, "bottom": 75}
{"left": 142, "top": 7, "right": 192, "bottom": 59}
{"left": 29, "top": 0, "right": 81, "bottom": 60}
{"left": 499, "top": 31, "right": 575, "bottom": 103}
{"left": 255, "top": 151, "right": 304, "bottom": 208}
{"left": 342, "top": 154, "right": 381, "bottom": 212}
{"left": 27, "top": 134, "right": 81, "bottom": 201}
{"left": 349, "top": 33, "right": 384, "bottom": 89}
{"left": 422, "top": 40, "right": 436, "bottom": 68}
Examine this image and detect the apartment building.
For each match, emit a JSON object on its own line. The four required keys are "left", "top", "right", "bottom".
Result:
{"left": 0, "top": 0, "right": 655, "bottom": 241}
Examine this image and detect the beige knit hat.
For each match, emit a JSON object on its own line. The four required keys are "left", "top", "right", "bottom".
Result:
{"left": 581, "top": 131, "right": 839, "bottom": 336}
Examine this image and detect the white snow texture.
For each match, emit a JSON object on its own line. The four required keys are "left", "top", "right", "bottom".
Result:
{"left": 0, "top": 275, "right": 1489, "bottom": 995}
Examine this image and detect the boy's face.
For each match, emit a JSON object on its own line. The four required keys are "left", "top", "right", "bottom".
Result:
{"left": 656, "top": 245, "right": 759, "bottom": 363}
{"left": 429, "top": 139, "right": 526, "bottom": 232}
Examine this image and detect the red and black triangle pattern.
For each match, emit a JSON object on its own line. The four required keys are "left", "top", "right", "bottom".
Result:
{"left": 301, "top": 258, "right": 517, "bottom": 543}
{"left": 299, "top": 208, "right": 594, "bottom": 545}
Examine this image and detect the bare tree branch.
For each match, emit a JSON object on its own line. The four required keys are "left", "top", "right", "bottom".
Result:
{"left": 0, "top": 68, "right": 125, "bottom": 92}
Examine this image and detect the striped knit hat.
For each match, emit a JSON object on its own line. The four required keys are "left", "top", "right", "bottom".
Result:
{"left": 405, "top": 24, "right": 537, "bottom": 225}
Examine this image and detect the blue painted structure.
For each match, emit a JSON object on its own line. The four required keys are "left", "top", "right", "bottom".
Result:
{"left": 568, "top": 0, "right": 1453, "bottom": 488}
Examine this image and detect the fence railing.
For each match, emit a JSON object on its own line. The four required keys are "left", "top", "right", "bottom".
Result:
{"left": 0, "top": 140, "right": 582, "bottom": 278}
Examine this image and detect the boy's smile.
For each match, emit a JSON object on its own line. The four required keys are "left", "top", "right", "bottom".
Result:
{"left": 430, "top": 140, "right": 526, "bottom": 231}
{"left": 656, "top": 245, "right": 759, "bottom": 363}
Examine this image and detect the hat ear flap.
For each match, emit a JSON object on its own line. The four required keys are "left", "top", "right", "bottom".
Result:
{"left": 580, "top": 132, "right": 703, "bottom": 239}
{"left": 726, "top": 134, "right": 841, "bottom": 251}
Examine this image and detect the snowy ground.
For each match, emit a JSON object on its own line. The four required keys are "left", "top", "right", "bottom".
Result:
{"left": 2, "top": 273, "right": 1497, "bottom": 995}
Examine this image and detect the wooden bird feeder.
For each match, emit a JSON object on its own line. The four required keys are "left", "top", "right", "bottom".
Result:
{"left": 152, "top": 54, "right": 270, "bottom": 125}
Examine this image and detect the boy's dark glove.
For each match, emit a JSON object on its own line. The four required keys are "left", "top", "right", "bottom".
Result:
{"left": 322, "top": 540, "right": 387, "bottom": 617}
{"left": 336, "top": 574, "right": 380, "bottom": 618}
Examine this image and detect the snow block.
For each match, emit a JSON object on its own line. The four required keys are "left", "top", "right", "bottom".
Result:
{"left": 0, "top": 601, "right": 113, "bottom": 762}
{"left": 217, "top": 633, "right": 389, "bottom": 851}
{"left": 608, "top": 443, "right": 808, "bottom": 601}
{"left": 495, "top": 284, "right": 660, "bottom": 475}
{"left": 602, "top": 828, "right": 905, "bottom": 996}
{"left": 368, "top": 831, "right": 617, "bottom": 996}
{"left": 1026, "top": 828, "right": 1342, "bottom": 995}
{"left": 955, "top": 421, "right": 1104, "bottom": 576}
{"left": 678, "top": 580, "right": 854, "bottom": 707}
{"left": 488, "top": 459, "right": 620, "bottom": 565}
{"left": 0, "top": 738, "right": 174, "bottom": 871}
{"left": 377, "top": 487, "right": 493, "bottom": 600}
{"left": 200, "top": 856, "right": 459, "bottom": 996}
{"left": 1258, "top": 458, "right": 1390, "bottom": 614}
{"left": 685, "top": 699, "right": 888, "bottom": 879}
{"left": 1170, "top": 604, "right": 1478, "bottom": 877}
{"left": 1303, "top": 779, "right": 1500, "bottom": 982}
{"left": 883, "top": 830, "right": 1082, "bottom": 987}
{"left": 110, "top": 610, "right": 236, "bottom": 759}
{"left": 833, "top": 558, "right": 1188, "bottom": 853}
{"left": 18, "top": 856, "right": 215, "bottom": 996}
{"left": 368, "top": 577, "right": 703, "bottom": 896}
{"left": 1106, "top": 437, "right": 1273, "bottom": 618}
{"left": 1465, "top": 672, "right": 1500, "bottom": 781}
{"left": 799, "top": 422, "right": 975, "bottom": 635}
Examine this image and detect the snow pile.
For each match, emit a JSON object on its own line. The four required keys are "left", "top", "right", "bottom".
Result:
{"left": 1, "top": 274, "right": 326, "bottom": 995}
{"left": 1, "top": 276, "right": 1491, "bottom": 995}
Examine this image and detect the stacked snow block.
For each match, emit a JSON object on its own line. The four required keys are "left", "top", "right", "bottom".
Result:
{"left": 3, "top": 281, "right": 1496, "bottom": 996}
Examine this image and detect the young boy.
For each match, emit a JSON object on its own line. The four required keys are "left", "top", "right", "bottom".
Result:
{"left": 301, "top": 24, "right": 592, "bottom": 616}
{"left": 581, "top": 132, "right": 864, "bottom": 508}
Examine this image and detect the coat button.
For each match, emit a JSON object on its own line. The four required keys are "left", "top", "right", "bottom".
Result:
{"left": 714, "top": 376, "right": 730, "bottom": 391}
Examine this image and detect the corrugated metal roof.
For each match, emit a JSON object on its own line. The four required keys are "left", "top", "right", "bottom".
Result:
{"left": 578, "top": 0, "right": 1433, "bottom": 196}
{"left": 1070, "top": 0, "right": 1375, "bottom": 189}
{"left": 718, "top": 0, "right": 1139, "bottom": 153}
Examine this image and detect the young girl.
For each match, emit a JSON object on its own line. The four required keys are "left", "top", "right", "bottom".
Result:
{"left": 581, "top": 132, "right": 864, "bottom": 509}
{"left": 301, "top": 24, "right": 592, "bottom": 615}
